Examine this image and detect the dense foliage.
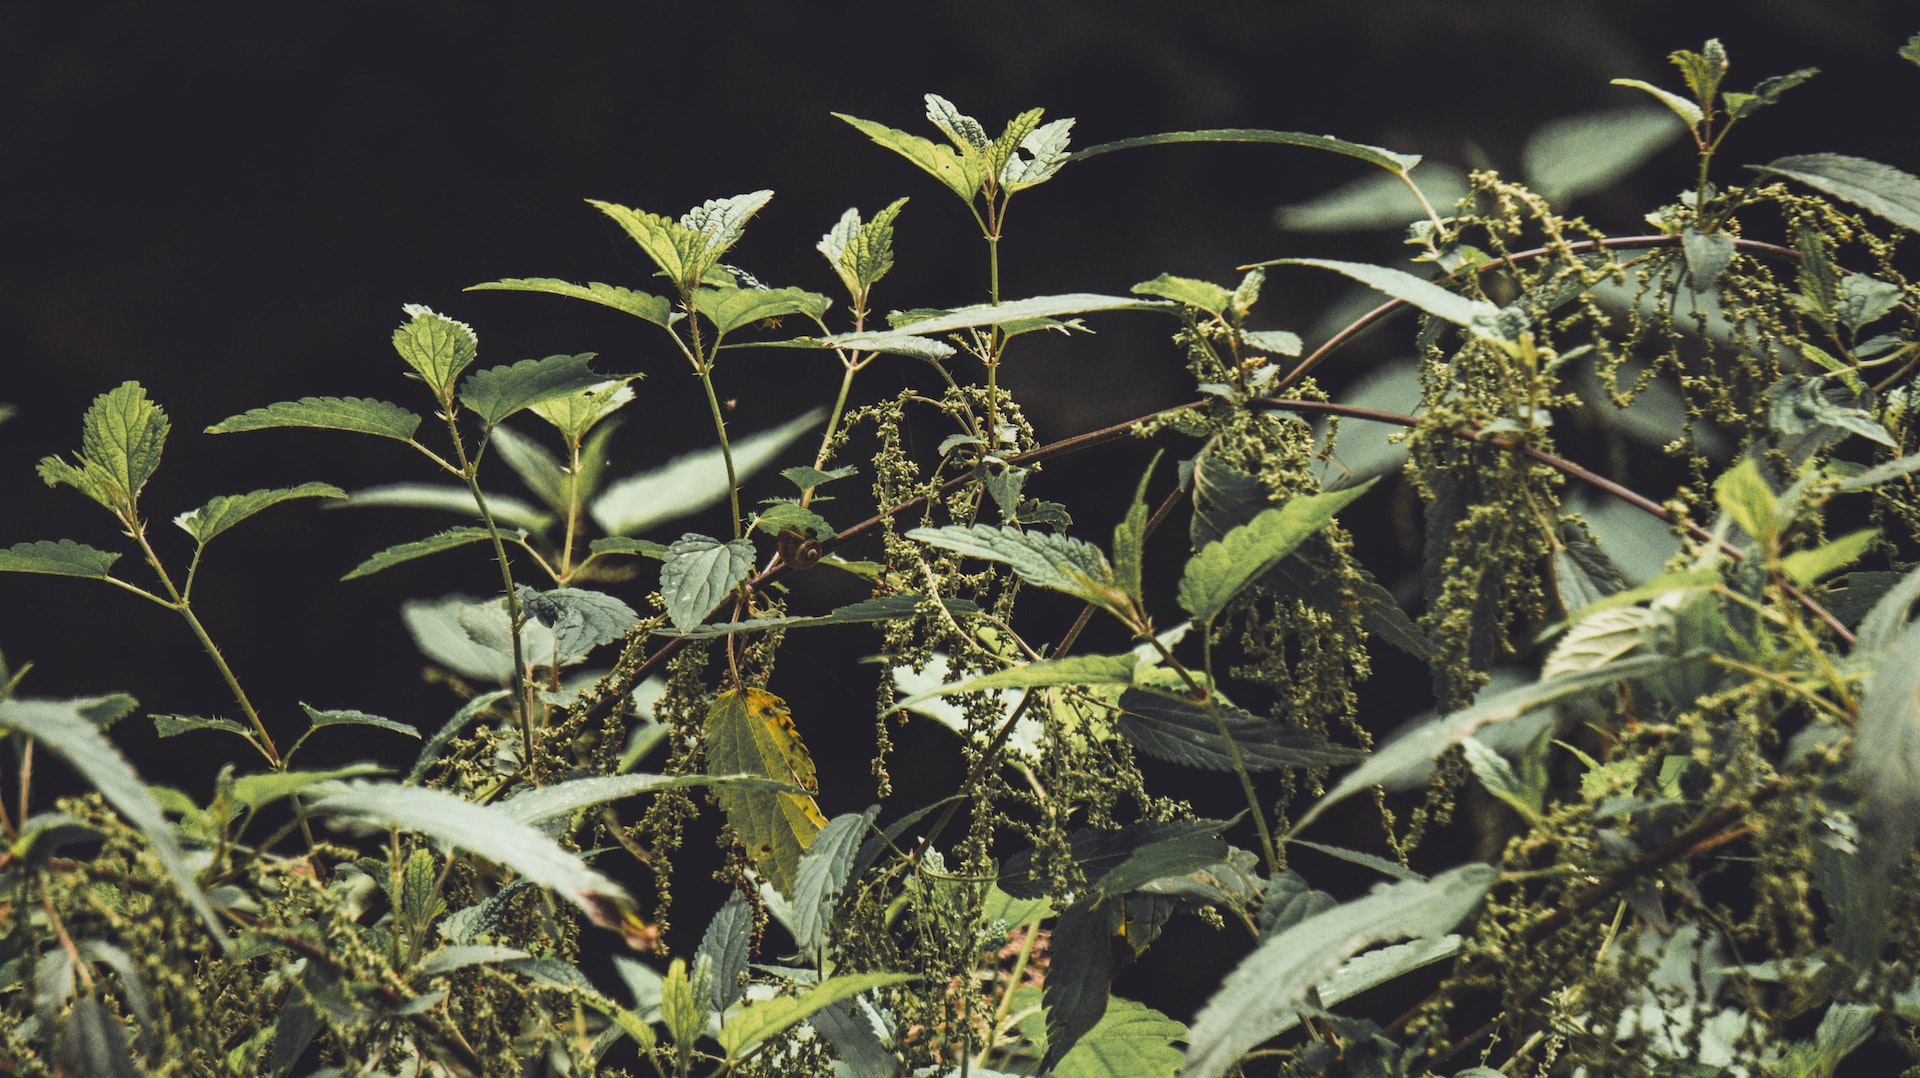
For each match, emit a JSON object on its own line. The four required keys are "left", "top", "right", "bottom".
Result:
{"left": 7, "top": 36, "right": 1920, "bottom": 1077}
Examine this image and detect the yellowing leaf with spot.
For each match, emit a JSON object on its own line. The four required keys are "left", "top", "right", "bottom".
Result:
{"left": 704, "top": 689, "right": 827, "bottom": 896}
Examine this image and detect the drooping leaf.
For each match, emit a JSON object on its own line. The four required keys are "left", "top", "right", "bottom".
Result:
{"left": 174, "top": 482, "right": 347, "bottom": 547}
{"left": 341, "top": 527, "right": 504, "bottom": 581}
{"left": 659, "top": 534, "right": 755, "bottom": 632}
{"left": 1756, "top": 154, "right": 1920, "bottom": 233}
{"left": 1130, "top": 274, "right": 1234, "bottom": 316}
{"left": 0, "top": 696, "right": 226, "bottom": 946}
{"left": 458, "top": 353, "right": 611, "bottom": 427}
{"left": 822, "top": 293, "right": 1172, "bottom": 353}
{"left": 1681, "top": 227, "right": 1737, "bottom": 292}
{"left": 1836, "top": 274, "right": 1906, "bottom": 335}
{"left": 1183, "top": 864, "right": 1498, "bottom": 1078}
{"left": 1842, "top": 618, "right": 1920, "bottom": 962}
{"left": 1289, "top": 653, "right": 1692, "bottom": 836}
{"left": 487, "top": 425, "right": 571, "bottom": 514}
{"left": 835, "top": 112, "right": 984, "bottom": 201}
{"left": 1115, "top": 688, "right": 1367, "bottom": 772}
{"left": 1520, "top": 108, "right": 1685, "bottom": 204}
{"left": 1261, "top": 935, "right": 1463, "bottom": 1038}
{"left": 1609, "top": 78, "right": 1704, "bottom": 127}
{"left": 339, "top": 484, "right": 551, "bottom": 532}
{"left": 299, "top": 704, "right": 420, "bottom": 740}
{"left": 703, "top": 688, "right": 828, "bottom": 896}
{"left": 57, "top": 997, "right": 141, "bottom": 1078}
{"left": 1766, "top": 375, "right": 1894, "bottom": 459}
{"left": 151, "top": 714, "right": 251, "bottom": 739}
{"left": 1178, "top": 479, "right": 1377, "bottom": 625}
{"left": 495, "top": 772, "right": 795, "bottom": 827}
{"left": 590, "top": 409, "right": 824, "bottom": 535}
{"left": 230, "top": 764, "right": 388, "bottom": 812}
{"left": 790, "top": 808, "right": 877, "bottom": 953}
{"left": 1070, "top": 128, "right": 1420, "bottom": 175}
{"left": 204, "top": 396, "right": 423, "bottom": 442}
{"left": 1552, "top": 517, "right": 1628, "bottom": 614}
{"left": 308, "top": 781, "right": 645, "bottom": 940}
{"left": 781, "top": 464, "right": 858, "bottom": 492}
{"left": 393, "top": 304, "right": 479, "bottom": 398}
{"left": 1255, "top": 259, "right": 1500, "bottom": 335}
{"left": 885, "top": 653, "right": 1137, "bottom": 715}
{"left": 466, "top": 277, "right": 677, "bottom": 329}
{"left": 908, "top": 524, "right": 1133, "bottom": 619}
{"left": 1043, "top": 901, "right": 1116, "bottom": 1069}
{"left": 695, "top": 891, "right": 753, "bottom": 1013}
{"left": 716, "top": 970, "right": 917, "bottom": 1060}
{"left": 1460, "top": 736, "right": 1538, "bottom": 820}
{"left": 0, "top": 539, "right": 120, "bottom": 580}
{"left": 694, "top": 284, "right": 832, "bottom": 336}
{"left": 1275, "top": 165, "right": 1474, "bottom": 232}
{"left": 999, "top": 819, "right": 1232, "bottom": 901}
{"left": 666, "top": 594, "right": 975, "bottom": 638}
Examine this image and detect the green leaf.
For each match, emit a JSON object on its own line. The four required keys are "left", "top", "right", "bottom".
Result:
{"left": 1275, "top": 165, "right": 1474, "bottom": 232}
{"left": 1460, "top": 736, "right": 1538, "bottom": 820}
{"left": 1289, "top": 653, "right": 1691, "bottom": 837}
{"left": 999, "top": 819, "right": 1232, "bottom": 901}
{"left": 230, "top": 764, "right": 387, "bottom": 812}
{"left": 392, "top": 305, "right": 479, "bottom": 398}
{"left": 1038, "top": 996, "right": 1188, "bottom": 1078}
{"left": 1254, "top": 260, "right": 1498, "bottom": 334}
{"left": 704, "top": 688, "right": 828, "bottom": 897}
{"left": 1178, "top": 479, "right": 1376, "bottom": 625}
{"left": 716, "top": 970, "right": 917, "bottom": 1060}
{"left": 1681, "top": 227, "right": 1736, "bottom": 292}
{"left": 520, "top": 586, "right": 640, "bottom": 661}
{"left": 1609, "top": 78, "right": 1704, "bottom": 127}
{"left": 679, "top": 190, "right": 775, "bottom": 262}
{"left": 458, "top": 353, "right": 611, "bottom": 427}
{"left": 1115, "top": 687, "right": 1368, "bottom": 772}
{"left": 1841, "top": 618, "right": 1920, "bottom": 961}
{"left": 1183, "top": 864, "right": 1498, "bottom": 1078}
{"left": 409, "top": 689, "right": 511, "bottom": 783}
{"left": 908, "top": 523, "right": 1134, "bottom": 619}
{"left": 1756, "top": 154, "right": 1920, "bottom": 233}
{"left": 40, "top": 382, "right": 171, "bottom": 513}
{"left": 0, "top": 696, "right": 226, "bottom": 947}
{"left": 667, "top": 594, "right": 975, "bottom": 638}
{"left": 174, "top": 483, "right": 346, "bottom": 547}
{"left": 659, "top": 533, "right": 754, "bottom": 632}
{"left": 1724, "top": 66, "right": 1820, "bottom": 119}
{"left": 822, "top": 293, "right": 1172, "bottom": 353}
{"left": 205, "top": 396, "right": 422, "bottom": 441}
{"left": 340, "top": 484, "right": 550, "bottom": 532}
{"left": 1240, "top": 329, "right": 1302, "bottom": 356}
{"left": 781, "top": 464, "right": 858, "bottom": 493}
{"left": 1837, "top": 275, "right": 1906, "bottom": 335}
{"left": 1112, "top": 451, "right": 1161, "bottom": 603}
{"left": 886, "top": 654, "right": 1137, "bottom": 715}
{"left": 1043, "top": 901, "right": 1115, "bottom": 1069}
{"left": 341, "top": 527, "right": 504, "bottom": 581}
{"left": 1069, "top": 128, "right": 1420, "bottom": 175}
{"left": 466, "top": 277, "right": 677, "bottom": 329}
{"left": 590, "top": 409, "right": 824, "bottom": 535}
{"left": 1714, "top": 457, "right": 1781, "bottom": 545}
{"left": 587, "top": 537, "right": 669, "bottom": 560}
{"left": 835, "top": 112, "right": 983, "bottom": 201}
{"left": 1262, "top": 935, "right": 1463, "bottom": 1038}
{"left": 151, "top": 714, "right": 251, "bottom": 739}
{"left": 790, "top": 808, "right": 875, "bottom": 953}
{"left": 486, "top": 425, "right": 570, "bottom": 514}
{"left": 417, "top": 944, "right": 530, "bottom": 976}
{"left": 1521, "top": 108, "right": 1685, "bottom": 204}
{"left": 753, "top": 501, "right": 834, "bottom": 541}
{"left": 694, "top": 285, "right": 832, "bottom": 336}
{"left": 1779, "top": 528, "right": 1877, "bottom": 586}
{"left": 586, "top": 200, "right": 696, "bottom": 288}
{"left": 694, "top": 891, "right": 753, "bottom": 1012}
{"left": 299, "top": 704, "right": 419, "bottom": 740}
{"left": 1130, "top": 274, "right": 1234, "bottom": 316}
{"left": 0, "top": 539, "right": 120, "bottom": 579}
{"left": 309, "top": 781, "right": 644, "bottom": 939}
{"left": 1902, "top": 32, "right": 1920, "bottom": 69}
{"left": 530, "top": 378, "right": 638, "bottom": 443}
{"left": 1002, "top": 116, "right": 1076, "bottom": 191}
{"left": 818, "top": 198, "right": 908, "bottom": 299}
{"left": 495, "top": 772, "right": 794, "bottom": 827}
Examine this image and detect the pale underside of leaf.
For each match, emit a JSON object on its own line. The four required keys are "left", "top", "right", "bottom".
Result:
{"left": 589, "top": 409, "right": 824, "bottom": 535}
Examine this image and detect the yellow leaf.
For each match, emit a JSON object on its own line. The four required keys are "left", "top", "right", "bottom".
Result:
{"left": 704, "top": 688, "right": 827, "bottom": 895}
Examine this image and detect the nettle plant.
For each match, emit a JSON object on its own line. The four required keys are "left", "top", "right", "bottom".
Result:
{"left": 7, "top": 36, "right": 1920, "bottom": 1078}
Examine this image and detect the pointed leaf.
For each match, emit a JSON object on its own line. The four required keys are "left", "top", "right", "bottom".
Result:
{"left": 1256, "top": 259, "right": 1498, "bottom": 331}
{"left": 695, "top": 891, "right": 753, "bottom": 1012}
{"left": 174, "top": 483, "right": 346, "bottom": 546}
{"left": 1047, "top": 995, "right": 1187, "bottom": 1078}
{"left": 341, "top": 527, "right": 505, "bottom": 581}
{"left": 818, "top": 198, "right": 907, "bottom": 298}
{"left": 836, "top": 112, "right": 983, "bottom": 200}
{"left": 467, "top": 277, "right": 677, "bottom": 329}
{"left": 1112, "top": 452, "right": 1161, "bottom": 603}
{"left": 694, "top": 285, "right": 831, "bottom": 336}
{"left": 680, "top": 190, "right": 775, "bottom": 258}
{"left": 908, "top": 524, "right": 1133, "bottom": 618}
{"left": 309, "top": 781, "right": 644, "bottom": 939}
{"left": 1130, "top": 274, "right": 1233, "bottom": 316}
{"left": 1043, "top": 902, "right": 1115, "bottom": 1069}
{"left": 1521, "top": 108, "right": 1685, "bottom": 203}
{"left": 999, "top": 819, "right": 1232, "bottom": 901}
{"left": 703, "top": 688, "right": 829, "bottom": 896}
{"left": 299, "top": 704, "right": 419, "bottom": 739}
{"left": 340, "top": 482, "right": 550, "bottom": 531}
{"left": 716, "top": 970, "right": 917, "bottom": 1059}
{"left": 1069, "top": 128, "right": 1420, "bottom": 175}
{"left": 659, "top": 534, "right": 754, "bottom": 632}
{"left": 151, "top": 714, "right": 250, "bottom": 739}
{"left": 1756, "top": 154, "right": 1920, "bottom": 233}
{"left": 667, "top": 594, "right": 976, "bottom": 638}
{"left": 886, "top": 653, "right": 1137, "bottom": 715}
{"left": 590, "top": 409, "right": 824, "bottom": 535}
{"left": 823, "top": 293, "right": 1171, "bottom": 353}
{"left": 1609, "top": 78, "right": 1704, "bottom": 126}
{"left": 1276, "top": 165, "right": 1474, "bottom": 232}
{"left": 588, "top": 536, "right": 669, "bottom": 560}
{"left": 1115, "top": 688, "right": 1368, "bottom": 771}
{"left": 1002, "top": 117, "right": 1076, "bottom": 191}
{"left": 393, "top": 305, "right": 478, "bottom": 397}
{"left": 417, "top": 944, "right": 531, "bottom": 976}
{"left": 791, "top": 808, "right": 876, "bottom": 953}
{"left": 0, "top": 696, "right": 226, "bottom": 946}
{"left": 0, "top": 540, "right": 120, "bottom": 579}
{"left": 587, "top": 200, "right": 695, "bottom": 286}
{"left": 520, "top": 586, "right": 640, "bottom": 661}
{"left": 1183, "top": 864, "right": 1497, "bottom": 1078}
{"left": 459, "top": 352, "right": 611, "bottom": 427}
{"left": 1261, "top": 935, "right": 1463, "bottom": 1038}
{"left": 410, "top": 689, "right": 511, "bottom": 783}
{"left": 782, "top": 464, "right": 858, "bottom": 492}
{"left": 495, "top": 772, "right": 795, "bottom": 826}
{"left": 1178, "top": 479, "right": 1376, "bottom": 625}
{"left": 231, "top": 764, "right": 388, "bottom": 812}
{"left": 88, "top": 381, "right": 170, "bottom": 505}
{"left": 205, "top": 396, "right": 422, "bottom": 441}
{"left": 1842, "top": 618, "right": 1920, "bottom": 961}
{"left": 487, "top": 425, "right": 570, "bottom": 514}
{"left": 1779, "top": 528, "right": 1876, "bottom": 586}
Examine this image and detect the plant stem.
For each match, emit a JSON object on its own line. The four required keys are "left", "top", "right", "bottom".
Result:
{"left": 1201, "top": 627, "right": 1281, "bottom": 874}
{"left": 445, "top": 415, "right": 534, "bottom": 765}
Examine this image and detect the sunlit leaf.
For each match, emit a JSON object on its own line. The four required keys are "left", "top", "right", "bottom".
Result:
{"left": 886, "top": 654, "right": 1137, "bottom": 715}
{"left": 495, "top": 771, "right": 795, "bottom": 826}
{"left": 590, "top": 409, "right": 824, "bottom": 535}
{"left": 341, "top": 527, "right": 506, "bottom": 581}
{"left": 466, "top": 277, "right": 678, "bottom": 329}
{"left": 818, "top": 198, "right": 908, "bottom": 299}
{"left": 459, "top": 352, "right": 611, "bottom": 427}
{"left": 703, "top": 688, "right": 828, "bottom": 896}
{"left": 1002, "top": 117, "right": 1076, "bottom": 191}
{"left": 0, "top": 539, "right": 120, "bottom": 580}
{"left": 151, "top": 714, "right": 250, "bottom": 739}
{"left": 205, "top": 396, "right": 422, "bottom": 441}
{"left": 824, "top": 293, "right": 1170, "bottom": 354}
{"left": 230, "top": 764, "right": 387, "bottom": 812}
{"left": 836, "top": 112, "right": 983, "bottom": 201}
{"left": 299, "top": 704, "right": 419, "bottom": 740}
{"left": 393, "top": 304, "right": 478, "bottom": 398}
{"left": 1609, "top": 78, "right": 1704, "bottom": 127}
{"left": 1130, "top": 274, "right": 1233, "bottom": 316}
{"left": 40, "top": 382, "right": 171, "bottom": 513}
{"left": 659, "top": 534, "right": 754, "bottom": 632}
{"left": 753, "top": 501, "right": 834, "bottom": 541}
{"left": 1756, "top": 153, "right": 1920, "bottom": 233}
{"left": 174, "top": 483, "right": 346, "bottom": 547}
{"left": 1178, "top": 479, "right": 1376, "bottom": 625}
{"left": 1038, "top": 995, "right": 1187, "bottom": 1078}
{"left": 1779, "top": 528, "right": 1876, "bottom": 586}
{"left": 909, "top": 523, "right": 1134, "bottom": 619}
{"left": 1043, "top": 901, "right": 1114, "bottom": 1069}
{"left": 694, "top": 284, "right": 832, "bottom": 336}
{"left": 1070, "top": 128, "right": 1420, "bottom": 175}
{"left": 716, "top": 970, "right": 916, "bottom": 1060}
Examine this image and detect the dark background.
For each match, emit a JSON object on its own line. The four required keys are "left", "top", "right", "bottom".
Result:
{"left": 4, "top": 0, "right": 1917, "bottom": 1044}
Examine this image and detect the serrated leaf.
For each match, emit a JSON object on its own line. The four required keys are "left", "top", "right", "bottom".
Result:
{"left": 0, "top": 539, "right": 120, "bottom": 579}
{"left": 41, "top": 382, "right": 170, "bottom": 512}
{"left": 1544, "top": 606, "right": 1658, "bottom": 680}
{"left": 818, "top": 198, "right": 908, "bottom": 299}
{"left": 1043, "top": 901, "right": 1115, "bottom": 1069}
{"left": 1112, "top": 452, "right": 1160, "bottom": 603}
{"left": 341, "top": 527, "right": 503, "bottom": 581}
{"left": 1130, "top": 274, "right": 1234, "bottom": 316}
{"left": 174, "top": 482, "right": 346, "bottom": 546}
{"left": 695, "top": 891, "right": 752, "bottom": 1012}
{"left": 1290, "top": 653, "right": 1691, "bottom": 837}
{"left": 529, "top": 378, "right": 638, "bottom": 443}
{"left": 1255, "top": 259, "right": 1499, "bottom": 334}
{"left": 704, "top": 688, "right": 828, "bottom": 897}
{"left": 231, "top": 764, "right": 387, "bottom": 812}
{"left": 340, "top": 483, "right": 551, "bottom": 532}
{"left": 205, "top": 396, "right": 422, "bottom": 441}
{"left": 1037, "top": 995, "right": 1187, "bottom": 1078}
{"left": 1178, "top": 479, "right": 1376, "bottom": 625}
{"left": 309, "top": 781, "right": 643, "bottom": 939}
{"left": 1714, "top": 456, "right": 1780, "bottom": 544}
{"left": 791, "top": 808, "right": 876, "bottom": 953}
{"left": 753, "top": 501, "right": 834, "bottom": 541}
{"left": 588, "top": 536, "right": 669, "bottom": 560}
{"left": 836, "top": 112, "right": 982, "bottom": 201}
{"left": 659, "top": 534, "right": 754, "bottom": 632}
{"left": 1756, "top": 154, "right": 1920, "bottom": 233}
{"left": 1241, "top": 329, "right": 1303, "bottom": 356}
{"left": 393, "top": 305, "right": 478, "bottom": 398}
{"left": 1183, "top": 864, "right": 1497, "bottom": 1078}
{"left": 670, "top": 594, "right": 974, "bottom": 638}
{"left": 1460, "top": 735, "right": 1536, "bottom": 819}
{"left": 1290, "top": 839, "right": 1424, "bottom": 883}
{"left": 299, "top": 704, "right": 419, "bottom": 739}
{"left": 590, "top": 409, "right": 824, "bottom": 535}
{"left": 520, "top": 586, "right": 639, "bottom": 661}
{"left": 495, "top": 772, "right": 795, "bottom": 827}
{"left": 467, "top": 277, "right": 677, "bottom": 329}
{"left": 1609, "top": 78, "right": 1704, "bottom": 127}
{"left": 1070, "top": 128, "right": 1420, "bottom": 175}
{"left": 151, "top": 714, "right": 250, "bottom": 739}
{"left": 1262, "top": 935, "right": 1463, "bottom": 1038}
{"left": 999, "top": 819, "right": 1232, "bottom": 901}
{"left": 1115, "top": 687, "right": 1367, "bottom": 771}
{"left": 908, "top": 524, "right": 1133, "bottom": 619}
{"left": 886, "top": 654, "right": 1137, "bottom": 715}
{"left": 717, "top": 970, "right": 916, "bottom": 1060}
{"left": 1837, "top": 275, "right": 1905, "bottom": 335}
{"left": 0, "top": 696, "right": 226, "bottom": 946}
{"left": 1903, "top": 32, "right": 1920, "bottom": 69}
{"left": 486, "top": 425, "right": 570, "bottom": 514}
{"left": 1779, "top": 528, "right": 1877, "bottom": 586}
{"left": 1681, "top": 227, "right": 1736, "bottom": 292}
{"left": 1841, "top": 618, "right": 1920, "bottom": 961}
{"left": 925, "top": 93, "right": 990, "bottom": 150}
{"left": 680, "top": 190, "right": 775, "bottom": 259}
{"left": 694, "top": 285, "right": 831, "bottom": 336}
{"left": 824, "top": 293, "right": 1170, "bottom": 354}
{"left": 458, "top": 352, "right": 611, "bottom": 427}
{"left": 1521, "top": 108, "right": 1685, "bottom": 203}
{"left": 781, "top": 464, "right": 858, "bottom": 492}
{"left": 1003, "top": 117, "right": 1076, "bottom": 191}
{"left": 588, "top": 200, "right": 697, "bottom": 288}
{"left": 410, "top": 689, "right": 511, "bottom": 783}
{"left": 417, "top": 944, "right": 530, "bottom": 976}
